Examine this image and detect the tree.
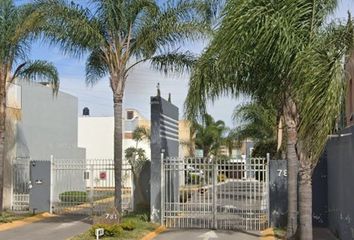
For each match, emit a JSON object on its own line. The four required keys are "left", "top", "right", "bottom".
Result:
{"left": 35, "top": 0, "right": 213, "bottom": 214}
{"left": 193, "top": 114, "right": 227, "bottom": 157}
{"left": 185, "top": 1, "right": 353, "bottom": 239}
{"left": 232, "top": 101, "right": 283, "bottom": 158}
{"left": 132, "top": 126, "right": 150, "bottom": 148}
{"left": 0, "top": 0, "right": 59, "bottom": 211}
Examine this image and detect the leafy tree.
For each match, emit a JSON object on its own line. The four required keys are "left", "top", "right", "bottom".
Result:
{"left": 185, "top": 1, "right": 354, "bottom": 239}
{"left": 35, "top": 0, "right": 213, "bottom": 214}
{"left": 0, "top": 0, "right": 59, "bottom": 211}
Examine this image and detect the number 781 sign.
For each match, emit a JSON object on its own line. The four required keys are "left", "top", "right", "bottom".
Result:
{"left": 277, "top": 169, "right": 287, "bottom": 177}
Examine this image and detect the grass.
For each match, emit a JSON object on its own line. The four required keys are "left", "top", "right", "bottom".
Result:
{"left": 0, "top": 211, "right": 34, "bottom": 224}
{"left": 71, "top": 212, "right": 158, "bottom": 240}
{"left": 273, "top": 228, "right": 286, "bottom": 239}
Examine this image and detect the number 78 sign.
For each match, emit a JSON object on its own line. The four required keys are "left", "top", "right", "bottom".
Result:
{"left": 277, "top": 169, "right": 287, "bottom": 177}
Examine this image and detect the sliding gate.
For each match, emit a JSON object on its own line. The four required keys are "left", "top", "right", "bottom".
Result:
{"left": 161, "top": 157, "right": 269, "bottom": 231}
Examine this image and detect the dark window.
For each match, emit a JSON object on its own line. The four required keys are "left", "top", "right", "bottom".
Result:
{"left": 84, "top": 171, "right": 90, "bottom": 180}
{"left": 127, "top": 111, "right": 134, "bottom": 120}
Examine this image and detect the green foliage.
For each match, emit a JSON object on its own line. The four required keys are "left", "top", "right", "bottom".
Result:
{"left": 59, "top": 191, "right": 87, "bottom": 203}
{"left": 251, "top": 141, "right": 278, "bottom": 158}
{"left": 233, "top": 102, "right": 277, "bottom": 143}
{"left": 132, "top": 127, "right": 151, "bottom": 143}
{"left": 125, "top": 147, "right": 148, "bottom": 176}
{"left": 0, "top": 1, "right": 59, "bottom": 90}
{"left": 89, "top": 224, "right": 123, "bottom": 237}
{"left": 188, "top": 174, "right": 202, "bottom": 184}
{"left": 217, "top": 174, "right": 227, "bottom": 183}
{"left": 120, "top": 220, "right": 137, "bottom": 231}
{"left": 193, "top": 113, "right": 228, "bottom": 157}
{"left": 185, "top": 0, "right": 354, "bottom": 167}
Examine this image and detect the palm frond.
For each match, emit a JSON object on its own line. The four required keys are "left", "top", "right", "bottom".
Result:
{"left": 85, "top": 48, "right": 109, "bottom": 86}
{"left": 14, "top": 60, "right": 59, "bottom": 93}
{"left": 292, "top": 19, "right": 354, "bottom": 163}
{"left": 150, "top": 51, "right": 196, "bottom": 75}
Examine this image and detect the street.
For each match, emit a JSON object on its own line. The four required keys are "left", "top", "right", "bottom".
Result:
{"left": 0, "top": 215, "right": 91, "bottom": 240}
{"left": 153, "top": 229, "right": 261, "bottom": 240}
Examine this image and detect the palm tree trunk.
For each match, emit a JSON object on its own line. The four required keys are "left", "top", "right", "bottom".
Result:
{"left": 298, "top": 148, "right": 313, "bottom": 240}
{"left": 0, "top": 89, "right": 6, "bottom": 213}
{"left": 113, "top": 93, "right": 123, "bottom": 215}
{"left": 284, "top": 98, "right": 299, "bottom": 239}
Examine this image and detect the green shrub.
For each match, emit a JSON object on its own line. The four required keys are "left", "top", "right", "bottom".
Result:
{"left": 188, "top": 174, "right": 202, "bottom": 184}
{"left": 217, "top": 174, "right": 227, "bottom": 182}
{"left": 59, "top": 191, "right": 87, "bottom": 203}
{"left": 89, "top": 224, "right": 123, "bottom": 237}
{"left": 120, "top": 220, "right": 137, "bottom": 231}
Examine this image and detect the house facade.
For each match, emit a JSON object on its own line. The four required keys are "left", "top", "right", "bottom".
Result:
{"left": 4, "top": 81, "right": 85, "bottom": 209}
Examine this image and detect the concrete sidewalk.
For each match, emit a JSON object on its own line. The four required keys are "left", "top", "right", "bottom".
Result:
{"left": 0, "top": 214, "right": 91, "bottom": 240}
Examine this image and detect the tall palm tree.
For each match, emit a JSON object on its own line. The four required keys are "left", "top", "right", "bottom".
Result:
{"left": 0, "top": 0, "right": 59, "bottom": 211}
{"left": 185, "top": 1, "right": 353, "bottom": 239}
{"left": 35, "top": 0, "right": 213, "bottom": 214}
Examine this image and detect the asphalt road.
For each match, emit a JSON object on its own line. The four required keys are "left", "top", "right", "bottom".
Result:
{"left": 0, "top": 215, "right": 91, "bottom": 240}
{"left": 153, "top": 229, "right": 260, "bottom": 240}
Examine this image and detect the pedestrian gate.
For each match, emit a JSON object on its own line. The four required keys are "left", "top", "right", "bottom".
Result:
{"left": 161, "top": 158, "right": 269, "bottom": 231}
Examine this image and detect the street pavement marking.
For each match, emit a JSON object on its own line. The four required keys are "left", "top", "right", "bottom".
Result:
{"left": 260, "top": 228, "right": 276, "bottom": 240}
{"left": 198, "top": 230, "right": 218, "bottom": 240}
{"left": 140, "top": 226, "right": 166, "bottom": 240}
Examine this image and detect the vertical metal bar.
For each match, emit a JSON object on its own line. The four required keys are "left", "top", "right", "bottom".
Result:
{"left": 49, "top": 155, "right": 54, "bottom": 214}
{"left": 212, "top": 162, "right": 217, "bottom": 229}
{"left": 160, "top": 153, "right": 165, "bottom": 226}
{"left": 266, "top": 153, "right": 270, "bottom": 228}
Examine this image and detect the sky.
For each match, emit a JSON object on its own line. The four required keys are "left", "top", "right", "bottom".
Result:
{"left": 16, "top": 0, "right": 354, "bottom": 127}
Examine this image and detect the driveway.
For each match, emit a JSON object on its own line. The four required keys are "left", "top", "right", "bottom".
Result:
{"left": 153, "top": 229, "right": 260, "bottom": 240}
{"left": 0, "top": 214, "right": 91, "bottom": 240}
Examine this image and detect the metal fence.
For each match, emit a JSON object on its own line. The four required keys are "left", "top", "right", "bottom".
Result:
{"left": 162, "top": 157, "right": 269, "bottom": 231}
{"left": 11, "top": 158, "right": 134, "bottom": 216}
{"left": 12, "top": 158, "right": 30, "bottom": 211}
{"left": 52, "top": 159, "right": 133, "bottom": 216}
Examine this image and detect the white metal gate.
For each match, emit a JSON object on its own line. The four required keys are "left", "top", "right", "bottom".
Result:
{"left": 52, "top": 159, "right": 133, "bottom": 216}
{"left": 161, "top": 157, "right": 269, "bottom": 231}
{"left": 12, "top": 158, "right": 30, "bottom": 211}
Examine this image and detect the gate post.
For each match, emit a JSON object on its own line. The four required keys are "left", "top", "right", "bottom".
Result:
{"left": 50, "top": 155, "right": 54, "bottom": 214}
{"left": 212, "top": 162, "right": 218, "bottom": 229}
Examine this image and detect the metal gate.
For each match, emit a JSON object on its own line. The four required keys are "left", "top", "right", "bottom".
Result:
{"left": 52, "top": 159, "right": 133, "bottom": 215}
{"left": 161, "top": 157, "right": 269, "bottom": 231}
{"left": 12, "top": 158, "right": 30, "bottom": 211}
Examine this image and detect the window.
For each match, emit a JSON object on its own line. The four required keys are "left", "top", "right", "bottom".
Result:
{"left": 127, "top": 111, "right": 134, "bottom": 120}
{"left": 84, "top": 171, "right": 90, "bottom": 180}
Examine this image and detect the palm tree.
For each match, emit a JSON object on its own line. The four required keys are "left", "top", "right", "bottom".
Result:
{"left": 35, "top": 0, "right": 213, "bottom": 214}
{"left": 0, "top": 0, "right": 59, "bottom": 211}
{"left": 232, "top": 101, "right": 284, "bottom": 158}
{"left": 185, "top": 1, "right": 353, "bottom": 239}
{"left": 132, "top": 126, "right": 150, "bottom": 148}
{"left": 193, "top": 114, "right": 227, "bottom": 158}
{"left": 233, "top": 102, "right": 277, "bottom": 143}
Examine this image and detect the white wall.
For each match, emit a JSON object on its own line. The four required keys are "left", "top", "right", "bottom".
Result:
{"left": 78, "top": 117, "right": 114, "bottom": 159}
{"left": 78, "top": 116, "right": 151, "bottom": 160}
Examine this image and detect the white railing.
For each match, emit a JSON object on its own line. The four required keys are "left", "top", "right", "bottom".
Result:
{"left": 162, "top": 157, "right": 269, "bottom": 231}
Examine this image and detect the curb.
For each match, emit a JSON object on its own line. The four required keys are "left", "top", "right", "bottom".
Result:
{"left": 0, "top": 212, "right": 56, "bottom": 232}
{"left": 140, "top": 226, "right": 167, "bottom": 240}
{"left": 260, "top": 228, "right": 276, "bottom": 240}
